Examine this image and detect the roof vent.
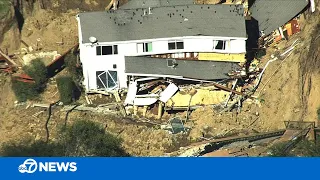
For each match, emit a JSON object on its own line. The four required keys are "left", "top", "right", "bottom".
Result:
{"left": 167, "top": 59, "right": 178, "bottom": 68}
{"left": 148, "top": 7, "right": 152, "bottom": 14}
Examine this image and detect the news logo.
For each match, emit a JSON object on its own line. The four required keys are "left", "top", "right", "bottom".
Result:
{"left": 18, "top": 159, "right": 77, "bottom": 173}
{"left": 18, "top": 159, "right": 37, "bottom": 174}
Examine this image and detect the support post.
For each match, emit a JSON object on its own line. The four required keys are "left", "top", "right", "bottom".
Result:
{"left": 133, "top": 106, "right": 138, "bottom": 116}
{"left": 143, "top": 106, "right": 148, "bottom": 117}
{"left": 158, "top": 102, "right": 163, "bottom": 120}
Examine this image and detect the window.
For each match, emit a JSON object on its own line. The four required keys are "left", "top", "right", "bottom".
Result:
{"left": 168, "top": 41, "right": 184, "bottom": 50}
{"left": 96, "top": 71, "right": 118, "bottom": 89}
{"left": 137, "top": 42, "right": 153, "bottom": 53}
{"left": 96, "top": 45, "right": 118, "bottom": 55}
{"left": 213, "top": 40, "right": 226, "bottom": 50}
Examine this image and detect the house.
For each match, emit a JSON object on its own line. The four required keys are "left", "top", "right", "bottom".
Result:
{"left": 249, "top": 0, "right": 309, "bottom": 35}
{"left": 76, "top": 4, "right": 247, "bottom": 93}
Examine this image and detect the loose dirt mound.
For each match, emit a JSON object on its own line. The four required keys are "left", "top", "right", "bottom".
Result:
{"left": 188, "top": 106, "right": 262, "bottom": 141}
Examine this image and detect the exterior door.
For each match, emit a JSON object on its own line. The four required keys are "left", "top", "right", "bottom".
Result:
{"left": 96, "top": 71, "right": 118, "bottom": 90}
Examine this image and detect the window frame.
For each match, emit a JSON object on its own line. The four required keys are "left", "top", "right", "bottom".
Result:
{"left": 96, "top": 70, "right": 118, "bottom": 90}
{"left": 96, "top": 45, "right": 118, "bottom": 55}
{"left": 137, "top": 42, "right": 153, "bottom": 53}
{"left": 213, "top": 40, "right": 227, "bottom": 51}
{"left": 168, "top": 40, "right": 184, "bottom": 50}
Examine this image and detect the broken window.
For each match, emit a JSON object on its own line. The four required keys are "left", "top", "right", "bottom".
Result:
{"left": 96, "top": 71, "right": 118, "bottom": 89}
{"left": 168, "top": 41, "right": 184, "bottom": 50}
{"left": 96, "top": 45, "right": 118, "bottom": 55}
{"left": 213, "top": 40, "right": 226, "bottom": 50}
{"left": 137, "top": 42, "right": 153, "bottom": 53}
{"left": 107, "top": 71, "right": 118, "bottom": 88}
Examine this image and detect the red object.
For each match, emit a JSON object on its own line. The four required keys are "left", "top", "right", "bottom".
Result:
{"left": 13, "top": 73, "right": 35, "bottom": 83}
{"left": 290, "top": 19, "right": 301, "bottom": 35}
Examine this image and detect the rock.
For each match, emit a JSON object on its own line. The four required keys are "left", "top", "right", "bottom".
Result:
{"left": 28, "top": 46, "right": 33, "bottom": 52}
{"left": 35, "top": 133, "right": 41, "bottom": 141}
{"left": 294, "top": 109, "right": 300, "bottom": 113}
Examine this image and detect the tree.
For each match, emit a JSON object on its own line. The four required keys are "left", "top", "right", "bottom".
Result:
{"left": 268, "top": 142, "right": 292, "bottom": 157}
{"left": 293, "top": 139, "right": 320, "bottom": 157}
{"left": 269, "top": 137, "right": 320, "bottom": 157}
{"left": 1, "top": 140, "right": 63, "bottom": 157}
{"left": 56, "top": 76, "right": 76, "bottom": 105}
{"left": 60, "top": 120, "right": 129, "bottom": 157}
{"left": 317, "top": 107, "right": 320, "bottom": 121}
{"left": 11, "top": 59, "right": 48, "bottom": 101}
{"left": 64, "top": 52, "right": 83, "bottom": 82}
{"left": 23, "top": 58, "right": 48, "bottom": 87}
{"left": 1, "top": 120, "right": 129, "bottom": 157}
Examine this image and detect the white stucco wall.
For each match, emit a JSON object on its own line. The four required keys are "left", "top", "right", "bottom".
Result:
{"left": 79, "top": 36, "right": 247, "bottom": 92}
{"left": 79, "top": 45, "right": 127, "bottom": 91}
{"left": 83, "top": 36, "right": 246, "bottom": 56}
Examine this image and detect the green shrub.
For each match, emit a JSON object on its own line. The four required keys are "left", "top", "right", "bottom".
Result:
{"left": 268, "top": 142, "right": 292, "bottom": 157}
{"left": 56, "top": 76, "right": 75, "bottom": 105}
{"left": 0, "top": 0, "right": 10, "bottom": 18}
{"left": 11, "top": 59, "right": 48, "bottom": 102}
{"left": 11, "top": 80, "right": 39, "bottom": 102}
{"left": 293, "top": 139, "right": 320, "bottom": 157}
{"left": 1, "top": 140, "right": 64, "bottom": 157}
{"left": 64, "top": 53, "right": 82, "bottom": 81}
{"left": 317, "top": 107, "right": 320, "bottom": 120}
{"left": 1, "top": 120, "right": 129, "bottom": 157}
{"left": 60, "top": 120, "right": 129, "bottom": 157}
{"left": 23, "top": 58, "right": 48, "bottom": 86}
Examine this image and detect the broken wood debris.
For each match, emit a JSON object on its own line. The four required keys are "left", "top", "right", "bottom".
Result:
{"left": 32, "top": 103, "right": 51, "bottom": 108}
{"left": 62, "top": 104, "right": 120, "bottom": 115}
{"left": 122, "top": 68, "right": 263, "bottom": 118}
{"left": 0, "top": 49, "right": 18, "bottom": 67}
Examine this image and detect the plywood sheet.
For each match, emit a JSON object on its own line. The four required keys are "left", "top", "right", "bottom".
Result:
{"left": 198, "top": 53, "right": 246, "bottom": 63}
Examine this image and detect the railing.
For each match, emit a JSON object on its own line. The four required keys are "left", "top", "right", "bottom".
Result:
{"left": 282, "top": 121, "right": 315, "bottom": 153}
{"left": 284, "top": 121, "right": 315, "bottom": 130}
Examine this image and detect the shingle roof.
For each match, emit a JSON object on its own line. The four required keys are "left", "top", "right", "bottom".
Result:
{"left": 249, "top": 0, "right": 308, "bottom": 35}
{"left": 120, "top": 0, "right": 195, "bottom": 9}
{"left": 79, "top": 4, "right": 246, "bottom": 43}
{"left": 125, "top": 56, "right": 240, "bottom": 80}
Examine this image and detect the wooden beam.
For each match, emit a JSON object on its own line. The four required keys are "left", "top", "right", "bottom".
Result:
{"left": 0, "top": 49, "right": 18, "bottom": 66}
{"left": 21, "top": 39, "right": 30, "bottom": 48}
{"left": 202, "top": 82, "right": 243, "bottom": 95}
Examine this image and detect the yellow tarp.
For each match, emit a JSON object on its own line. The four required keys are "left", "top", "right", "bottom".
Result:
{"left": 198, "top": 53, "right": 246, "bottom": 63}
{"left": 166, "top": 89, "right": 230, "bottom": 107}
